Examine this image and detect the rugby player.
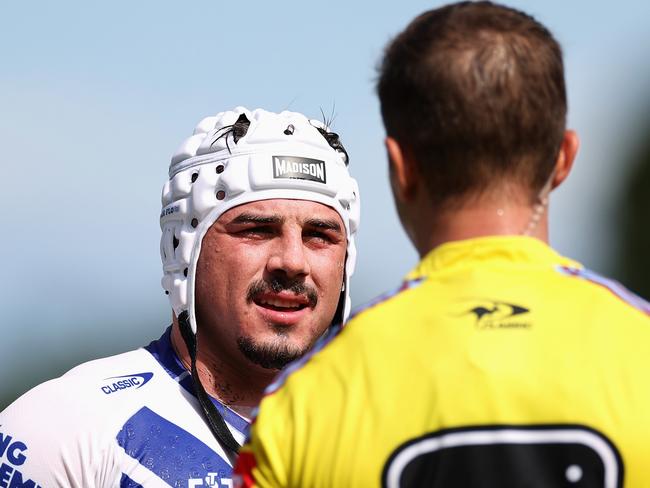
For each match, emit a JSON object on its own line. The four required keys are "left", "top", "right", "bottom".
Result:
{"left": 0, "top": 107, "right": 359, "bottom": 487}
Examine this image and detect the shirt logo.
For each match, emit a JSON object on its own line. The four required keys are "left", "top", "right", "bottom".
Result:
{"left": 188, "top": 473, "right": 232, "bottom": 487}
{"left": 100, "top": 372, "right": 153, "bottom": 395}
{"left": 0, "top": 430, "right": 43, "bottom": 487}
{"left": 273, "top": 156, "right": 326, "bottom": 183}
{"left": 462, "top": 300, "right": 531, "bottom": 330}
{"left": 160, "top": 204, "right": 180, "bottom": 218}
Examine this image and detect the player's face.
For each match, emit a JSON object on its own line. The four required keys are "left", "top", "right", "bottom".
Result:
{"left": 195, "top": 199, "right": 347, "bottom": 370}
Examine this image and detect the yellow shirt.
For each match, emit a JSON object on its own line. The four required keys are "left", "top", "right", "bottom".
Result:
{"left": 236, "top": 236, "right": 650, "bottom": 487}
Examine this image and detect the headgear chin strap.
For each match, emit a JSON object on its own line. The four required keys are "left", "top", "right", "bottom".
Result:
{"left": 159, "top": 107, "right": 360, "bottom": 452}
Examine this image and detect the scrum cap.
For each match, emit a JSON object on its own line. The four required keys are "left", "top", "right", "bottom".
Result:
{"left": 160, "top": 107, "right": 360, "bottom": 333}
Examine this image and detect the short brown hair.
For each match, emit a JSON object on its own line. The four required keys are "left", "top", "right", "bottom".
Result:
{"left": 377, "top": 1, "right": 566, "bottom": 205}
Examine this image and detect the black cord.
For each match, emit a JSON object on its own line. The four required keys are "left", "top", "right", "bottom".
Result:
{"left": 178, "top": 311, "right": 241, "bottom": 454}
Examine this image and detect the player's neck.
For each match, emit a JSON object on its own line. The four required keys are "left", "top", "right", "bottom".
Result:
{"left": 169, "top": 323, "right": 276, "bottom": 409}
{"left": 409, "top": 196, "right": 550, "bottom": 258}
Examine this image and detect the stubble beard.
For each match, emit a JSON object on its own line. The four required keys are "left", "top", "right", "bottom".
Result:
{"left": 239, "top": 276, "right": 321, "bottom": 370}
{"left": 237, "top": 334, "right": 307, "bottom": 370}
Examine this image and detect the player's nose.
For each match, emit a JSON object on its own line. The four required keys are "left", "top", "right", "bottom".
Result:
{"left": 266, "top": 229, "right": 310, "bottom": 278}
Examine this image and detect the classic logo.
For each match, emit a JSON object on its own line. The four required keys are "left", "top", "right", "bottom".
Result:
{"left": 463, "top": 300, "right": 531, "bottom": 330}
{"left": 100, "top": 372, "right": 153, "bottom": 395}
{"left": 272, "top": 156, "right": 326, "bottom": 183}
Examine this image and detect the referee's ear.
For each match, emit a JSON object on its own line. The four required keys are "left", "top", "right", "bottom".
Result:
{"left": 551, "top": 130, "right": 580, "bottom": 191}
{"left": 386, "top": 136, "right": 419, "bottom": 203}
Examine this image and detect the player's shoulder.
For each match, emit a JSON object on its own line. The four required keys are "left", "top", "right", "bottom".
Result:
{"left": 0, "top": 347, "right": 162, "bottom": 487}
{"left": 1, "top": 346, "right": 160, "bottom": 429}
{"left": 64, "top": 346, "right": 157, "bottom": 387}
{"left": 52, "top": 346, "right": 157, "bottom": 401}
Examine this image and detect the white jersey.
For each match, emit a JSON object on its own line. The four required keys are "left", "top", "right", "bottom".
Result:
{"left": 0, "top": 328, "right": 249, "bottom": 488}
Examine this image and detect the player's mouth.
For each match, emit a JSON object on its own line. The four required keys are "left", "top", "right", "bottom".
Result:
{"left": 253, "top": 292, "right": 311, "bottom": 312}
{"left": 247, "top": 278, "right": 318, "bottom": 326}
{"left": 251, "top": 291, "right": 315, "bottom": 326}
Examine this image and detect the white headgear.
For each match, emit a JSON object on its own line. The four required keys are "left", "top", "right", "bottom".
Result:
{"left": 160, "top": 107, "right": 360, "bottom": 333}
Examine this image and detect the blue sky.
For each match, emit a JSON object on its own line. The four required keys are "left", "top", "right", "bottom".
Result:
{"left": 1, "top": 0, "right": 649, "bottom": 400}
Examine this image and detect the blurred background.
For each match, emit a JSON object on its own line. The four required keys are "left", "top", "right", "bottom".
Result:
{"left": 1, "top": 0, "right": 649, "bottom": 409}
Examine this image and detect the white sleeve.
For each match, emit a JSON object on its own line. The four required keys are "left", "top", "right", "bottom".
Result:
{"left": 0, "top": 378, "right": 121, "bottom": 488}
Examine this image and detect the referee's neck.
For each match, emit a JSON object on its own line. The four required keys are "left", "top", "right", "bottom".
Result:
{"left": 407, "top": 195, "right": 550, "bottom": 258}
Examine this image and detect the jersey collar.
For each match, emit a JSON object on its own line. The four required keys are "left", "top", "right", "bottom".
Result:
{"left": 406, "top": 236, "right": 582, "bottom": 280}
{"left": 144, "top": 327, "right": 251, "bottom": 434}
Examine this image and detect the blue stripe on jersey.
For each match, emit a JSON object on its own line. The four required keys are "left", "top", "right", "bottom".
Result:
{"left": 144, "top": 327, "right": 187, "bottom": 382}
{"left": 556, "top": 265, "right": 650, "bottom": 315}
{"left": 348, "top": 277, "right": 426, "bottom": 320}
{"left": 120, "top": 474, "right": 143, "bottom": 488}
{"left": 144, "top": 328, "right": 250, "bottom": 434}
{"left": 117, "top": 406, "right": 231, "bottom": 487}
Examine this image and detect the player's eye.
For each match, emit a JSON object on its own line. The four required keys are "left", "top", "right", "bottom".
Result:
{"left": 236, "top": 226, "right": 275, "bottom": 238}
{"left": 304, "top": 230, "right": 336, "bottom": 244}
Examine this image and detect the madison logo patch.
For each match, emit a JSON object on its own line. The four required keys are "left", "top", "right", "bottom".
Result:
{"left": 273, "top": 156, "right": 326, "bottom": 183}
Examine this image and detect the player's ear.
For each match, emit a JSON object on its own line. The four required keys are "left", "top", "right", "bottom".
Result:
{"left": 386, "top": 136, "right": 419, "bottom": 202}
{"left": 551, "top": 130, "right": 579, "bottom": 190}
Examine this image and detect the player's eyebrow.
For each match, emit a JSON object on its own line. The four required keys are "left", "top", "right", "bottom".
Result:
{"left": 304, "top": 218, "right": 343, "bottom": 234}
{"left": 231, "top": 213, "right": 284, "bottom": 225}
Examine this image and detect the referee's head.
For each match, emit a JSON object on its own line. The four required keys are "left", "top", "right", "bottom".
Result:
{"left": 377, "top": 1, "right": 579, "bottom": 252}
